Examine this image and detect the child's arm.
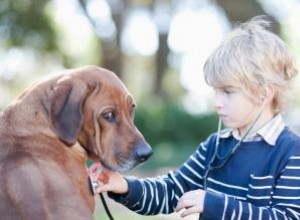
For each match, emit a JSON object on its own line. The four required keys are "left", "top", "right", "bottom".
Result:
{"left": 91, "top": 137, "right": 213, "bottom": 216}
{"left": 198, "top": 151, "right": 300, "bottom": 219}
{"left": 89, "top": 134, "right": 218, "bottom": 217}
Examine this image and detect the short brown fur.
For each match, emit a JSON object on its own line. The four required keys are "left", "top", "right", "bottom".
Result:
{"left": 0, "top": 66, "right": 152, "bottom": 220}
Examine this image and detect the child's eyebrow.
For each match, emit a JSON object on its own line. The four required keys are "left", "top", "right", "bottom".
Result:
{"left": 224, "top": 86, "right": 238, "bottom": 90}
{"left": 216, "top": 85, "right": 239, "bottom": 90}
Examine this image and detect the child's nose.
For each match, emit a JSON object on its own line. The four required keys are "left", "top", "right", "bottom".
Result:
{"left": 215, "top": 101, "right": 223, "bottom": 110}
{"left": 215, "top": 94, "right": 224, "bottom": 109}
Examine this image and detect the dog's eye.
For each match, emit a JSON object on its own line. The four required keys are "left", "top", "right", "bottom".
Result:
{"left": 131, "top": 104, "right": 136, "bottom": 116}
{"left": 102, "top": 112, "right": 116, "bottom": 123}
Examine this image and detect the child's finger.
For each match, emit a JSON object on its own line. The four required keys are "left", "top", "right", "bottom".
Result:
{"left": 180, "top": 206, "right": 200, "bottom": 218}
{"left": 175, "top": 199, "right": 192, "bottom": 213}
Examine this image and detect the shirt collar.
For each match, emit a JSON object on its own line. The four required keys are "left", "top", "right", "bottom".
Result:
{"left": 219, "top": 114, "right": 285, "bottom": 146}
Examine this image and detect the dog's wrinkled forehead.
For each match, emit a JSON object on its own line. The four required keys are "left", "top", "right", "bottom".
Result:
{"left": 77, "top": 67, "right": 128, "bottom": 93}
{"left": 76, "top": 67, "right": 135, "bottom": 106}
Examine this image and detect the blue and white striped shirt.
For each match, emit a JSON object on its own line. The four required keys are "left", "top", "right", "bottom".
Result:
{"left": 109, "top": 116, "right": 300, "bottom": 219}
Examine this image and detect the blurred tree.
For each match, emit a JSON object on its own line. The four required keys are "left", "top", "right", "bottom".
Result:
{"left": 77, "top": 0, "right": 124, "bottom": 78}
{"left": 151, "top": 0, "right": 171, "bottom": 97}
{"left": 76, "top": 0, "right": 281, "bottom": 99}
{"left": 0, "top": 0, "right": 281, "bottom": 98}
{"left": 0, "top": 0, "right": 57, "bottom": 50}
{"left": 0, "top": 0, "right": 59, "bottom": 109}
{"left": 77, "top": 0, "right": 172, "bottom": 92}
{"left": 216, "top": 0, "right": 280, "bottom": 33}
{"left": 77, "top": 0, "right": 170, "bottom": 96}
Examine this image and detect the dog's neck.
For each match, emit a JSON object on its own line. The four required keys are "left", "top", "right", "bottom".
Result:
{"left": 70, "top": 141, "right": 89, "bottom": 161}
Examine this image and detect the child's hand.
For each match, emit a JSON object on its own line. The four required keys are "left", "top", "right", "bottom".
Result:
{"left": 175, "top": 189, "right": 205, "bottom": 218}
{"left": 89, "top": 163, "right": 129, "bottom": 195}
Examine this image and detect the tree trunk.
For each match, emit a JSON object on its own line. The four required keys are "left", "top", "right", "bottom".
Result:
{"left": 216, "top": 0, "right": 280, "bottom": 34}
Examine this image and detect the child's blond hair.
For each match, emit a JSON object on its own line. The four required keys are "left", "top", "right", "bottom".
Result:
{"left": 203, "top": 16, "right": 298, "bottom": 112}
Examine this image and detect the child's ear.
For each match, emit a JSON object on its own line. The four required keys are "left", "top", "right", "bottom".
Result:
{"left": 260, "top": 86, "right": 275, "bottom": 105}
{"left": 253, "top": 85, "right": 275, "bottom": 105}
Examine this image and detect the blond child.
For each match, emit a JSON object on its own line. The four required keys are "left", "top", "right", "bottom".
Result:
{"left": 92, "top": 16, "right": 300, "bottom": 219}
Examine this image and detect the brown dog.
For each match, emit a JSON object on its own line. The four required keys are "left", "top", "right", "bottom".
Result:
{"left": 0, "top": 66, "right": 152, "bottom": 220}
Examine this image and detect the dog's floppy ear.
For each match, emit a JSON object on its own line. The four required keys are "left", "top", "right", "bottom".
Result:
{"left": 50, "top": 76, "right": 90, "bottom": 146}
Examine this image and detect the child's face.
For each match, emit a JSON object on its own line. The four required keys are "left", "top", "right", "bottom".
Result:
{"left": 213, "top": 86, "right": 262, "bottom": 134}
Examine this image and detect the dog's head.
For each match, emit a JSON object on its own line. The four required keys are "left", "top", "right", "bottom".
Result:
{"left": 50, "top": 66, "right": 152, "bottom": 172}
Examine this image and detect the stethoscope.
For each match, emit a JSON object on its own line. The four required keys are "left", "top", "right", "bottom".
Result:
{"left": 203, "top": 97, "right": 267, "bottom": 190}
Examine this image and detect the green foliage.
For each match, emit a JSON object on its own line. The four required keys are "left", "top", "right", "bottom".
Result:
{"left": 134, "top": 100, "right": 218, "bottom": 169}
{"left": 0, "top": 0, "right": 57, "bottom": 50}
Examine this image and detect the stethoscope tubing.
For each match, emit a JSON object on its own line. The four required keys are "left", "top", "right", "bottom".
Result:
{"left": 203, "top": 99, "right": 267, "bottom": 189}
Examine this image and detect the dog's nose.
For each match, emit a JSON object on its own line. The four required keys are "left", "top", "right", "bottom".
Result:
{"left": 135, "top": 142, "right": 153, "bottom": 163}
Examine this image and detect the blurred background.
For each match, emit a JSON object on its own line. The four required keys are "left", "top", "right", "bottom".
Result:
{"left": 1, "top": 0, "right": 300, "bottom": 219}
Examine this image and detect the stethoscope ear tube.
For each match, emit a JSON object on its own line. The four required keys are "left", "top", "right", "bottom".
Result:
{"left": 204, "top": 99, "right": 267, "bottom": 189}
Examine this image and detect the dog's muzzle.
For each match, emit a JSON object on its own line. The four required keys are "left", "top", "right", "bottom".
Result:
{"left": 134, "top": 142, "right": 153, "bottom": 163}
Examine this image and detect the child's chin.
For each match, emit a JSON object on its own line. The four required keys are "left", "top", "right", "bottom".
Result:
{"left": 222, "top": 122, "right": 235, "bottom": 129}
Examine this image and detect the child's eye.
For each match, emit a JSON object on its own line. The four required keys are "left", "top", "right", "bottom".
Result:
{"left": 213, "top": 87, "right": 238, "bottom": 95}
{"left": 224, "top": 89, "right": 233, "bottom": 94}
{"left": 223, "top": 86, "right": 240, "bottom": 95}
